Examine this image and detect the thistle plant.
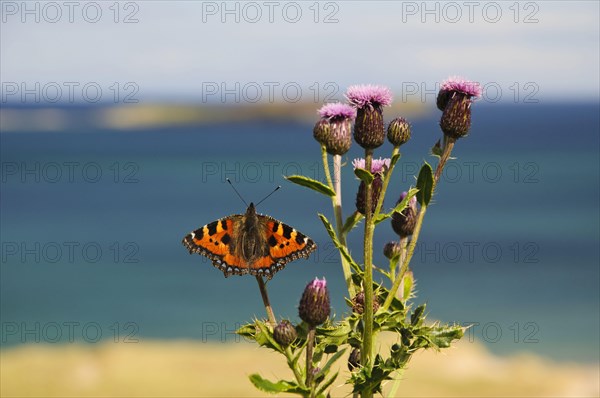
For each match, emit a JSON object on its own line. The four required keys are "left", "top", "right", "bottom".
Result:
{"left": 236, "top": 77, "right": 482, "bottom": 397}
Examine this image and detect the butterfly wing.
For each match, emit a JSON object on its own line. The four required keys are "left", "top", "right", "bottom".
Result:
{"left": 182, "top": 215, "right": 250, "bottom": 277}
{"left": 247, "top": 215, "right": 317, "bottom": 279}
{"left": 183, "top": 214, "right": 317, "bottom": 280}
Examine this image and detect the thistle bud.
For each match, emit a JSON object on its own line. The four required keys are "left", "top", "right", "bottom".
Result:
{"left": 352, "top": 158, "right": 390, "bottom": 216}
{"left": 315, "top": 103, "right": 356, "bottom": 155}
{"left": 354, "top": 107, "right": 385, "bottom": 149}
{"left": 391, "top": 192, "right": 418, "bottom": 238}
{"left": 351, "top": 291, "right": 380, "bottom": 315}
{"left": 311, "top": 367, "right": 324, "bottom": 384}
{"left": 383, "top": 241, "right": 402, "bottom": 260}
{"left": 436, "top": 89, "right": 453, "bottom": 111}
{"left": 273, "top": 320, "right": 297, "bottom": 347}
{"left": 436, "top": 77, "right": 481, "bottom": 139}
{"left": 440, "top": 94, "right": 472, "bottom": 139}
{"left": 387, "top": 117, "right": 411, "bottom": 146}
{"left": 355, "top": 174, "right": 382, "bottom": 216}
{"left": 298, "top": 278, "right": 330, "bottom": 326}
{"left": 346, "top": 85, "right": 393, "bottom": 149}
{"left": 313, "top": 119, "right": 330, "bottom": 146}
{"left": 436, "top": 76, "right": 481, "bottom": 111}
{"left": 348, "top": 348, "right": 361, "bottom": 371}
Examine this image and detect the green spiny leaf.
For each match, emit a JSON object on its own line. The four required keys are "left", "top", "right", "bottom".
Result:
{"left": 342, "top": 211, "right": 364, "bottom": 235}
{"left": 416, "top": 163, "right": 433, "bottom": 206}
{"left": 402, "top": 271, "right": 415, "bottom": 302}
{"left": 285, "top": 175, "right": 335, "bottom": 197}
{"left": 248, "top": 374, "right": 308, "bottom": 394}
{"left": 390, "top": 152, "right": 401, "bottom": 168}
{"left": 318, "top": 213, "right": 361, "bottom": 272}
{"left": 431, "top": 139, "right": 443, "bottom": 158}
{"left": 316, "top": 371, "right": 339, "bottom": 396}
{"left": 354, "top": 167, "right": 374, "bottom": 184}
{"left": 374, "top": 188, "right": 418, "bottom": 224}
{"left": 315, "top": 349, "right": 346, "bottom": 380}
{"left": 236, "top": 323, "right": 256, "bottom": 340}
{"left": 427, "top": 324, "right": 465, "bottom": 348}
{"left": 411, "top": 304, "right": 426, "bottom": 326}
{"left": 254, "top": 320, "right": 284, "bottom": 353}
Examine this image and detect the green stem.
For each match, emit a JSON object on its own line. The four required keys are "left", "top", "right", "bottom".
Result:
{"left": 333, "top": 154, "right": 355, "bottom": 297}
{"left": 373, "top": 146, "right": 400, "bottom": 218}
{"left": 321, "top": 146, "right": 354, "bottom": 297}
{"left": 256, "top": 276, "right": 276, "bottom": 326}
{"left": 255, "top": 276, "right": 305, "bottom": 389}
{"left": 434, "top": 137, "right": 455, "bottom": 186}
{"left": 387, "top": 368, "right": 406, "bottom": 397}
{"left": 397, "top": 237, "right": 409, "bottom": 301}
{"left": 306, "top": 327, "right": 316, "bottom": 397}
{"left": 362, "top": 149, "right": 374, "bottom": 398}
{"left": 321, "top": 145, "right": 334, "bottom": 190}
{"left": 382, "top": 207, "right": 426, "bottom": 311}
{"left": 382, "top": 136, "right": 457, "bottom": 311}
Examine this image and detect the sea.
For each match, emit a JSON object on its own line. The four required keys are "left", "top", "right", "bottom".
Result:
{"left": 1, "top": 103, "right": 599, "bottom": 363}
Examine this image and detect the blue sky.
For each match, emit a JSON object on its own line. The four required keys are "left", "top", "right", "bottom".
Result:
{"left": 1, "top": 1, "right": 599, "bottom": 104}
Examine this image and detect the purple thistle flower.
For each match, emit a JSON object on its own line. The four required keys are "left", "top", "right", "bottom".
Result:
{"left": 391, "top": 192, "right": 418, "bottom": 238}
{"left": 314, "top": 103, "right": 354, "bottom": 155}
{"left": 273, "top": 320, "right": 297, "bottom": 347}
{"left": 437, "top": 77, "right": 480, "bottom": 138}
{"left": 440, "top": 76, "right": 482, "bottom": 99}
{"left": 318, "top": 103, "right": 356, "bottom": 120}
{"left": 353, "top": 157, "right": 389, "bottom": 215}
{"left": 298, "top": 278, "right": 330, "bottom": 326}
{"left": 352, "top": 157, "right": 391, "bottom": 174}
{"left": 345, "top": 85, "right": 393, "bottom": 109}
{"left": 399, "top": 191, "right": 417, "bottom": 207}
{"left": 387, "top": 117, "right": 411, "bottom": 147}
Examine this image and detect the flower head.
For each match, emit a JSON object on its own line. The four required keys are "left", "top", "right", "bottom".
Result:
{"left": 298, "top": 278, "right": 330, "bottom": 326}
{"left": 273, "top": 320, "right": 297, "bottom": 347}
{"left": 347, "top": 85, "right": 392, "bottom": 149}
{"left": 346, "top": 85, "right": 393, "bottom": 109}
{"left": 440, "top": 94, "right": 472, "bottom": 139}
{"left": 351, "top": 291, "right": 380, "bottom": 315}
{"left": 314, "top": 104, "right": 354, "bottom": 155}
{"left": 437, "top": 76, "right": 481, "bottom": 111}
{"left": 387, "top": 117, "right": 411, "bottom": 146}
{"left": 440, "top": 76, "right": 482, "bottom": 98}
{"left": 318, "top": 103, "right": 356, "bottom": 120}
{"left": 383, "top": 241, "right": 403, "bottom": 260}
{"left": 352, "top": 157, "right": 390, "bottom": 174}
{"left": 391, "top": 192, "right": 418, "bottom": 238}
{"left": 348, "top": 348, "right": 361, "bottom": 371}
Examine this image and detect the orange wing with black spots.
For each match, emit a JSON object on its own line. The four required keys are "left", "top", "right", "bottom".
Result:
{"left": 253, "top": 218, "right": 317, "bottom": 275}
{"left": 183, "top": 209, "right": 316, "bottom": 280}
{"left": 182, "top": 217, "right": 245, "bottom": 274}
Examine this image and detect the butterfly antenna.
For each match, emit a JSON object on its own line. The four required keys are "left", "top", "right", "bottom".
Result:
{"left": 255, "top": 185, "right": 281, "bottom": 207}
{"left": 226, "top": 178, "right": 249, "bottom": 207}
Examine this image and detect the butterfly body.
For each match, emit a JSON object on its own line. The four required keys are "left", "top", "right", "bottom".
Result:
{"left": 182, "top": 203, "right": 316, "bottom": 279}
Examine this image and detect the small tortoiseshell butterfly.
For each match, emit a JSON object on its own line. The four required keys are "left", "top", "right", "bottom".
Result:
{"left": 182, "top": 202, "right": 316, "bottom": 279}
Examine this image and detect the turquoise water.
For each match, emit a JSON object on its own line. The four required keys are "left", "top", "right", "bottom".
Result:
{"left": 1, "top": 103, "right": 598, "bottom": 362}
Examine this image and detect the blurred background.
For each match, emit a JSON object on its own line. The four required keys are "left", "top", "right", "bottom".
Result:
{"left": 1, "top": 1, "right": 598, "bottom": 396}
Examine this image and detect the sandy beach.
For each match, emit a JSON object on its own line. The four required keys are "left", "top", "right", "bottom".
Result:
{"left": 2, "top": 338, "right": 598, "bottom": 397}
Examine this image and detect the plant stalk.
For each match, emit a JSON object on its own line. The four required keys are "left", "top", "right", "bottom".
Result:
{"left": 382, "top": 136, "right": 457, "bottom": 311}
{"left": 305, "top": 327, "right": 316, "bottom": 396}
{"left": 333, "top": 154, "right": 355, "bottom": 296}
{"left": 255, "top": 276, "right": 305, "bottom": 389}
{"left": 362, "top": 149, "right": 375, "bottom": 398}
{"left": 256, "top": 276, "right": 276, "bottom": 326}
{"left": 321, "top": 145, "right": 334, "bottom": 190}
{"left": 434, "top": 137, "right": 455, "bottom": 185}
{"left": 373, "top": 146, "right": 400, "bottom": 218}
{"left": 382, "top": 207, "right": 426, "bottom": 311}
